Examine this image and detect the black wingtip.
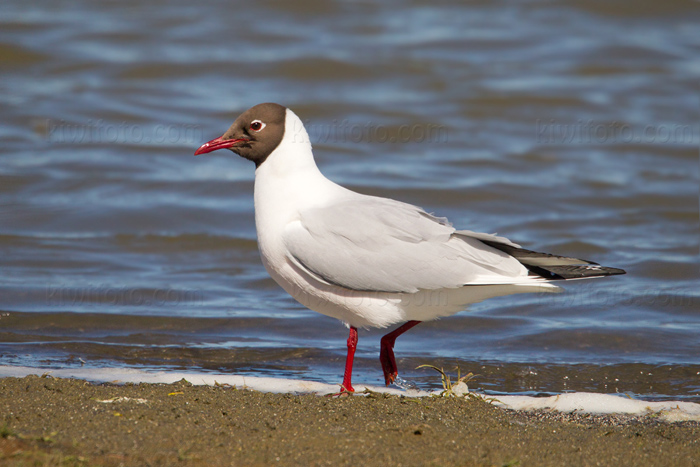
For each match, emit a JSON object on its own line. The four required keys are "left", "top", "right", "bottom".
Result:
{"left": 479, "top": 239, "right": 626, "bottom": 281}
{"left": 526, "top": 264, "right": 626, "bottom": 280}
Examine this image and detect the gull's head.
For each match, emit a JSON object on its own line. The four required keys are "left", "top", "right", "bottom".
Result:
{"left": 194, "top": 102, "right": 287, "bottom": 167}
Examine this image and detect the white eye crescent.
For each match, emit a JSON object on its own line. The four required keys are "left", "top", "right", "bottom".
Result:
{"left": 249, "top": 120, "right": 266, "bottom": 132}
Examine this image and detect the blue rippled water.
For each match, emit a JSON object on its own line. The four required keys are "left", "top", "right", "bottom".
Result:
{"left": 1, "top": 0, "right": 698, "bottom": 400}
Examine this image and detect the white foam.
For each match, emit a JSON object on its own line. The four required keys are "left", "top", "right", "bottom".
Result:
{"left": 0, "top": 365, "right": 425, "bottom": 397}
{"left": 1, "top": 366, "right": 698, "bottom": 422}
{"left": 492, "top": 393, "right": 700, "bottom": 423}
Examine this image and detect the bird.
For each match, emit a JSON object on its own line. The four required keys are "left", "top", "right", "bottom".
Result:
{"left": 194, "top": 102, "right": 625, "bottom": 393}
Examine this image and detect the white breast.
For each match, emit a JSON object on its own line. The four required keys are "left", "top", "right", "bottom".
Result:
{"left": 250, "top": 110, "right": 405, "bottom": 327}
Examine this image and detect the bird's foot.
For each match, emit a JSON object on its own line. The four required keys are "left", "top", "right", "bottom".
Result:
{"left": 325, "top": 384, "right": 355, "bottom": 397}
{"left": 379, "top": 340, "right": 398, "bottom": 386}
{"left": 381, "top": 365, "right": 399, "bottom": 386}
{"left": 379, "top": 320, "right": 422, "bottom": 386}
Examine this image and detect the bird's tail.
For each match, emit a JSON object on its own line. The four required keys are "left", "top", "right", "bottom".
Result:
{"left": 479, "top": 240, "right": 626, "bottom": 280}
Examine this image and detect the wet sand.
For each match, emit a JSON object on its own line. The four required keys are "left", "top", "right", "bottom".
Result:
{"left": 1, "top": 376, "right": 698, "bottom": 466}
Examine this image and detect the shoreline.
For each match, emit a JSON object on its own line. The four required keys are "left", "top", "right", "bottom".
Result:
{"left": 1, "top": 375, "right": 699, "bottom": 466}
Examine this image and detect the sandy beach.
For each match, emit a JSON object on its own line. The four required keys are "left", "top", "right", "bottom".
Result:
{"left": 1, "top": 375, "right": 698, "bottom": 466}
{"left": 3, "top": 4, "right": 699, "bottom": 467}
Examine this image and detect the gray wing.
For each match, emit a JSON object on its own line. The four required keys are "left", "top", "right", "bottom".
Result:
{"left": 282, "top": 196, "right": 528, "bottom": 293}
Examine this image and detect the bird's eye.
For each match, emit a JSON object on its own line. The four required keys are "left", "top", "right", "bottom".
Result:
{"left": 249, "top": 120, "right": 266, "bottom": 132}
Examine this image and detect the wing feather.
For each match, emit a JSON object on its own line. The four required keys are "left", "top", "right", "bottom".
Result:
{"left": 283, "top": 197, "right": 529, "bottom": 293}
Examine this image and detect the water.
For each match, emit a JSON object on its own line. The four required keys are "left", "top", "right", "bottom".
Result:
{"left": 1, "top": 0, "right": 698, "bottom": 401}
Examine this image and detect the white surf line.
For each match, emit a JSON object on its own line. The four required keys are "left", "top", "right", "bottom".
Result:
{"left": 491, "top": 393, "right": 700, "bottom": 423}
{"left": 0, "top": 365, "right": 421, "bottom": 396}
{"left": 1, "top": 366, "right": 698, "bottom": 422}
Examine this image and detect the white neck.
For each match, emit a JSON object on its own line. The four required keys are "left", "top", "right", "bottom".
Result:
{"left": 256, "top": 109, "right": 319, "bottom": 178}
{"left": 253, "top": 109, "right": 343, "bottom": 232}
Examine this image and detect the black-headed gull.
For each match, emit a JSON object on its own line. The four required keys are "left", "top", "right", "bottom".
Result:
{"left": 195, "top": 103, "right": 625, "bottom": 393}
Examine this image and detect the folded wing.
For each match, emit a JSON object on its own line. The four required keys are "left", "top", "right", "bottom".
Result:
{"left": 283, "top": 197, "right": 533, "bottom": 293}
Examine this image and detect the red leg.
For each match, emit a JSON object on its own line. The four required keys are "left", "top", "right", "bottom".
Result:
{"left": 379, "top": 320, "right": 421, "bottom": 386}
{"left": 340, "top": 326, "right": 358, "bottom": 393}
